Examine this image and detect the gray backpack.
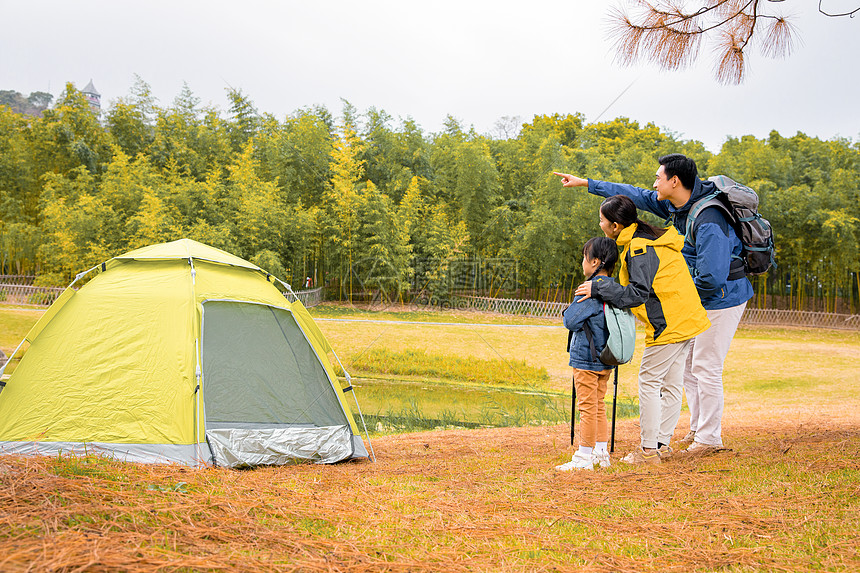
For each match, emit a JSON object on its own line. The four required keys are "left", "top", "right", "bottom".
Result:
{"left": 684, "top": 175, "right": 776, "bottom": 276}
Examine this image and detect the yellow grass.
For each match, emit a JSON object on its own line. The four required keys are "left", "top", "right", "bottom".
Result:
{"left": 2, "top": 305, "right": 859, "bottom": 571}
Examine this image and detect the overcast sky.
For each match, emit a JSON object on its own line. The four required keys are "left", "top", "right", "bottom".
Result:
{"left": 3, "top": 0, "right": 859, "bottom": 152}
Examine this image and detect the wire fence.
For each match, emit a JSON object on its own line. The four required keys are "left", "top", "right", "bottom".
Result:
{"left": 2, "top": 278, "right": 858, "bottom": 329}
{"left": 0, "top": 275, "right": 35, "bottom": 286}
{"left": 0, "top": 284, "right": 66, "bottom": 306}
{"left": 0, "top": 280, "right": 326, "bottom": 310}
{"left": 457, "top": 295, "right": 569, "bottom": 318}
{"left": 740, "top": 308, "right": 860, "bottom": 330}
{"left": 291, "top": 287, "right": 324, "bottom": 308}
{"left": 456, "top": 295, "right": 860, "bottom": 331}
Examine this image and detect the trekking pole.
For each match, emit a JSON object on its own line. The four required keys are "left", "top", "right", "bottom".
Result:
{"left": 610, "top": 365, "right": 619, "bottom": 453}
{"left": 570, "top": 376, "right": 576, "bottom": 446}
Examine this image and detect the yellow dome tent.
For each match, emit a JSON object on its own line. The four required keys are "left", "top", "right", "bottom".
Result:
{"left": 0, "top": 239, "right": 371, "bottom": 467}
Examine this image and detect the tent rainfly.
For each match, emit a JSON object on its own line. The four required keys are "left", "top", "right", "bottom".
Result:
{"left": 0, "top": 239, "right": 371, "bottom": 467}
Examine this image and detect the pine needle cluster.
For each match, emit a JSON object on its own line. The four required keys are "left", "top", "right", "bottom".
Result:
{"left": 607, "top": 0, "right": 799, "bottom": 84}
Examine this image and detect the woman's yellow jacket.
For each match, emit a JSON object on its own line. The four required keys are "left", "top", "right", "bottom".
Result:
{"left": 592, "top": 223, "right": 711, "bottom": 346}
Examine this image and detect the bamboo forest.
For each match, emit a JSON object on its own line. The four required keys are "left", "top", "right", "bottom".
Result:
{"left": 1, "top": 81, "right": 858, "bottom": 313}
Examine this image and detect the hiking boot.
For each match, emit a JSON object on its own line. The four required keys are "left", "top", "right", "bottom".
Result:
{"left": 620, "top": 447, "right": 660, "bottom": 465}
{"left": 678, "top": 430, "right": 696, "bottom": 445}
{"left": 593, "top": 450, "right": 611, "bottom": 468}
{"left": 677, "top": 441, "right": 723, "bottom": 457}
{"left": 555, "top": 451, "right": 595, "bottom": 471}
{"left": 657, "top": 445, "right": 674, "bottom": 460}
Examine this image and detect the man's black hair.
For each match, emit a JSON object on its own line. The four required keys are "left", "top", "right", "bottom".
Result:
{"left": 658, "top": 154, "right": 697, "bottom": 190}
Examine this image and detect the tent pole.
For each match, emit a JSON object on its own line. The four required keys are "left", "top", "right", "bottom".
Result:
{"left": 194, "top": 338, "right": 202, "bottom": 464}
{"left": 189, "top": 258, "right": 204, "bottom": 465}
{"left": 271, "top": 276, "right": 297, "bottom": 301}
{"left": 0, "top": 339, "right": 25, "bottom": 379}
{"left": 331, "top": 349, "right": 375, "bottom": 462}
{"left": 347, "top": 374, "right": 376, "bottom": 463}
{"left": 0, "top": 262, "right": 103, "bottom": 379}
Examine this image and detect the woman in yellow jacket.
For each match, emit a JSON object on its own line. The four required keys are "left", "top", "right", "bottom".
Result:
{"left": 575, "top": 195, "right": 710, "bottom": 464}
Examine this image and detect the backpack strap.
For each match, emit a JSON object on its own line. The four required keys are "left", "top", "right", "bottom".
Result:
{"left": 565, "top": 298, "right": 601, "bottom": 360}
{"left": 581, "top": 321, "right": 600, "bottom": 362}
{"left": 565, "top": 304, "right": 574, "bottom": 351}
{"left": 684, "top": 191, "right": 725, "bottom": 248}
{"left": 683, "top": 192, "right": 746, "bottom": 279}
{"left": 665, "top": 193, "right": 724, "bottom": 234}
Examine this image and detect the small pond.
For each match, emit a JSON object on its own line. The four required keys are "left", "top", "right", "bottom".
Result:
{"left": 346, "top": 377, "right": 638, "bottom": 434}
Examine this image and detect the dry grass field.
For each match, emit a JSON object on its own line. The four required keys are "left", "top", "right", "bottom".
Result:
{"left": 2, "top": 412, "right": 857, "bottom": 572}
{"left": 1, "top": 304, "right": 859, "bottom": 571}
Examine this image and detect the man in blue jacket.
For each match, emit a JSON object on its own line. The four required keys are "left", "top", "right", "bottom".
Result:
{"left": 554, "top": 154, "right": 753, "bottom": 454}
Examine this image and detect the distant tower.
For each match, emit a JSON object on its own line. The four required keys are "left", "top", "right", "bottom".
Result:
{"left": 82, "top": 79, "right": 101, "bottom": 112}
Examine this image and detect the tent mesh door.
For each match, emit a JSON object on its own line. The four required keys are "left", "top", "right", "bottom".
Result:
{"left": 201, "top": 302, "right": 351, "bottom": 465}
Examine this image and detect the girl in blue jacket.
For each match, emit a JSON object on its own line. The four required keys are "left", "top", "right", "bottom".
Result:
{"left": 557, "top": 237, "right": 620, "bottom": 471}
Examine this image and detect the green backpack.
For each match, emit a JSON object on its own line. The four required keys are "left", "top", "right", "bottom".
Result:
{"left": 582, "top": 302, "right": 636, "bottom": 366}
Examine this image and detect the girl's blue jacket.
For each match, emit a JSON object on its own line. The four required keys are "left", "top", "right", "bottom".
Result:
{"left": 563, "top": 276, "right": 615, "bottom": 371}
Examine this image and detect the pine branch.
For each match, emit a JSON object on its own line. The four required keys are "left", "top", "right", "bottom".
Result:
{"left": 607, "top": 0, "right": 799, "bottom": 83}
{"left": 818, "top": 1, "right": 860, "bottom": 17}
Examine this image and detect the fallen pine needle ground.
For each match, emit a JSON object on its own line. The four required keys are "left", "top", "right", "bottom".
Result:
{"left": 1, "top": 415, "right": 858, "bottom": 572}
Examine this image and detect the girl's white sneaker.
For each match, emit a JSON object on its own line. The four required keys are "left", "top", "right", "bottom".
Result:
{"left": 555, "top": 451, "right": 595, "bottom": 471}
{"left": 592, "top": 450, "right": 611, "bottom": 468}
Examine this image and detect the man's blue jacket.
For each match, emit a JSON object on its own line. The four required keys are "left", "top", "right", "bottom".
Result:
{"left": 588, "top": 178, "right": 753, "bottom": 310}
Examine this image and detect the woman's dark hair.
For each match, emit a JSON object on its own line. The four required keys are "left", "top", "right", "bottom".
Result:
{"left": 600, "top": 195, "right": 666, "bottom": 239}
{"left": 583, "top": 236, "right": 618, "bottom": 279}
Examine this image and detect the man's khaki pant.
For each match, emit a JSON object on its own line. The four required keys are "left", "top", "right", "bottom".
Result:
{"left": 684, "top": 302, "right": 747, "bottom": 447}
